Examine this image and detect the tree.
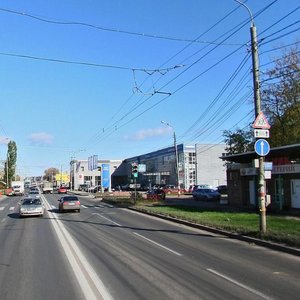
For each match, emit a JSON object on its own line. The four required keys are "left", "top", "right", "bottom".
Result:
{"left": 5, "top": 141, "right": 17, "bottom": 187}
{"left": 223, "top": 46, "right": 300, "bottom": 153}
{"left": 261, "top": 47, "right": 300, "bottom": 147}
{"left": 223, "top": 128, "right": 254, "bottom": 155}
{"left": 43, "top": 167, "right": 59, "bottom": 181}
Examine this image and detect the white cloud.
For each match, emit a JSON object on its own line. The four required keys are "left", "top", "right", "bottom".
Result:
{"left": 28, "top": 132, "right": 54, "bottom": 145}
{"left": 0, "top": 136, "right": 9, "bottom": 145}
{"left": 124, "top": 127, "right": 172, "bottom": 141}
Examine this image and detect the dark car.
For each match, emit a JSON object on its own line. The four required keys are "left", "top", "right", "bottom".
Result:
{"left": 58, "top": 195, "right": 80, "bottom": 213}
{"left": 217, "top": 185, "right": 228, "bottom": 195}
{"left": 192, "top": 188, "right": 220, "bottom": 201}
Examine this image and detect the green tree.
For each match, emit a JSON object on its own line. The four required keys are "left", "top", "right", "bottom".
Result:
{"left": 261, "top": 47, "right": 300, "bottom": 147}
{"left": 5, "top": 141, "right": 17, "bottom": 187}
{"left": 43, "top": 167, "right": 59, "bottom": 181}
{"left": 223, "top": 46, "right": 300, "bottom": 154}
{"left": 223, "top": 128, "right": 254, "bottom": 155}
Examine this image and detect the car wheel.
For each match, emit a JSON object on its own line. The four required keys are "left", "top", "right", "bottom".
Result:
{"left": 77, "top": 209, "right": 80, "bottom": 213}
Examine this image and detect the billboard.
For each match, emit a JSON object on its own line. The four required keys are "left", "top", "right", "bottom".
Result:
{"left": 55, "top": 173, "right": 70, "bottom": 183}
{"left": 101, "top": 164, "right": 110, "bottom": 189}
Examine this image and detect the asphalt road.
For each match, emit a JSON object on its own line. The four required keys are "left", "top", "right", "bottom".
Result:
{"left": 0, "top": 193, "right": 299, "bottom": 300}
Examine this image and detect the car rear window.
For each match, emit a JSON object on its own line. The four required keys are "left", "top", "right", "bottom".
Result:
{"left": 63, "top": 196, "right": 78, "bottom": 202}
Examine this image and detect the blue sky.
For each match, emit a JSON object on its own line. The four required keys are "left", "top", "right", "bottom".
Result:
{"left": 0, "top": 0, "right": 299, "bottom": 177}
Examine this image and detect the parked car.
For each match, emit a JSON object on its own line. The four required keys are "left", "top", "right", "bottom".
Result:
{"left": 58, "top": 195, "right": 80, "bottom": 213}
{"left": 19, "top": 198, "right": 44, "bottom": 217}
{"left": 88, "top": 185, "right": 102, "bottom": 193}
{"left": 58, "top": 186, "right": 67, "bottom": 194}
{"left": 192, "top": 188, "right": 220, "bottom": 201}
{"left": 162, "top": 185, "right": 185, "bottom": 195}
{"left": 217, "top": 185, "right": 228, "bottom": 195}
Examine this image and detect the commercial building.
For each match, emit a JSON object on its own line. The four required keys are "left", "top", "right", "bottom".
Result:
{"left": 70, "top": 159, "right": 122, "bottom": 190}
{"left": 69, "top": 143, "right": 226, "bottom": 191}
{"left": 121, "top": 143, "right": 226, "bottom": 190}
{"left": 221, "top": 143, "right": 300, "bottom": 211}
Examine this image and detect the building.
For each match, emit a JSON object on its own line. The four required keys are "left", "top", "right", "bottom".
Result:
{"left": 196, "top": 144, "right": 227, "bottom": 187}
{"left": 69, "top": 143, "right": 227, "bottom": 192}
{"left": 121, "top": 143, "right": 226, "bottom": 190}
{"left": 70, "top": 159, "right": 122, "bottom": 190}
{"left": 221, "top": 143, "right": 300, "bottom": 211}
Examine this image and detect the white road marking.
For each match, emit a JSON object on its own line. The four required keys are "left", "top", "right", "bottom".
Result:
{"left": 0, "top": 207, "right": 5, "bottom": 211}
{"left": 41, "top": 195, "right": 113, "bottom": 300}
{"left": 81, "top": 205, "right": 88, "bottom": 208}
{"left": 9, "top": 207, "right": 14, "bottom": 211}
{"left": 51, "top": 205, "right": 56, "bottom": 209}
{"left": 206, "top": 268, "right": 271, "bottom": 300}
{"left": 92, "top": 213, "right": 121, "bottom": 226}
{"left": 102, "top": 203, "right": 114, "bottom": 208}
{"left": 133, "top": 232, "right": 183, "bottom": 257}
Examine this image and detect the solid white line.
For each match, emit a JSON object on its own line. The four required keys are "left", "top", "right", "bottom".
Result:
{"left": 42, "top": 196, "right": 113, "bottom": 300}
{"left": 206, "top": 268, "right": 272, "bottom": 300}
{"left": 92, "top": 213, "right": 121, "bottom": 226}
{"left": 81, "top": 205, "right": 88, "bottom": 208}
{"left": 133, "top": 232, "right": 183, "bottom": 257}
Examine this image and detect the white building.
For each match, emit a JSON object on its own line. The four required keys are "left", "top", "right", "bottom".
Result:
{"left": 70, "top": 159, "right": 122, "bottom": 190}
{"left": 195, "top": 144, "right": 227, "bottom": 187}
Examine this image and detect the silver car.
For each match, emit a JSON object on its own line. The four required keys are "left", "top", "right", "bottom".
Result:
{"left": 58, "top": 195, "right": 81, "bottom": 213}
{"left": 192, "top": 188, "right": 220, "bottom": 201}
{"left": 19, "top": 198, "right": 44, "bottom": 217}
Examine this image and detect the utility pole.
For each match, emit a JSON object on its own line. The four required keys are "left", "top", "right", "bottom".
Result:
{"left": 236, "top": 0, "right": 266, "bottom": 233}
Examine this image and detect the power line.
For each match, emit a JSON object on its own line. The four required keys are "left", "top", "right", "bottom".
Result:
{"left": 0, "top": 7, "right": 243, "bottom": 46}
{"left": 0, "top": 51, "right": 182, "bottom": 73}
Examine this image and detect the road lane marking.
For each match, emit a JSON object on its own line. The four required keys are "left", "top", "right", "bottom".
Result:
{"left": 133, "top": 232, "right": 183, "bottom": 257}
{"left": 41, "top": 195, "right": 113, "bottom": 300}
{"left": 81, "top": 205, "right": 88, "bottom": 208}
{"left": 92, "top": 213, "right": 121, "bottom": 226}
{"left": 9, "top": 207, "right": 14, "bottom": 211}
{"left": 0, "top": 207, "right": 4, "bottom": 211}
{"left": 206, "top": 268, "right": 271, "bottom": 300}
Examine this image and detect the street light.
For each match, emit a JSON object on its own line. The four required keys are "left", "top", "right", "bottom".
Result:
{"left": 161, "top": 121, "right": 180, "bottom": 197}
{"left": 235, "top": 0, "right": 266, "bottom": 233}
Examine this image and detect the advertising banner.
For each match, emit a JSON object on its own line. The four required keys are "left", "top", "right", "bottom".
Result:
{"left": 101, "top": 164, "right": 110, "bottom": 189}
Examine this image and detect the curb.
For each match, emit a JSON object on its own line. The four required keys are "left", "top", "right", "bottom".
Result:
{"left": 127, "top": 207, "right": 300, "bottom": 257}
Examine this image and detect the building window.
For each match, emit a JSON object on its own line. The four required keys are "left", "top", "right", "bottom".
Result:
{"left": 81, "top": 166, "right": 84, "bottom": 171}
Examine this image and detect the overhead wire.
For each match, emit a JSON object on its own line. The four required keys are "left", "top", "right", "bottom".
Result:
{"left": 0, "top": 7, "right": 243, "bottom": 46}
{"left": 87, "top": 1, "right": 279, "bottom": 149}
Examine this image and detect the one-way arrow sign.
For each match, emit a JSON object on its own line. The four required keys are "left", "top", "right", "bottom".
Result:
{"left": 254, "top": 139, "right": 270, "bottom": 156}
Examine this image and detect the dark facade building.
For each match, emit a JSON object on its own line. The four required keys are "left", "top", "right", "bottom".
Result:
{"left": 222, "top": 143, "right": 300, "bottom": 212}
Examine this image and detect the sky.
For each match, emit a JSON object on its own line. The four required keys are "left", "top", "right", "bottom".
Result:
{"left": 0, "top": 0, "right": 299, "bottom": 177}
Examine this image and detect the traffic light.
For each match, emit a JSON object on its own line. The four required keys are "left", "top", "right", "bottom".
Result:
{"left": 132, "top": 163, "right": 138, "bottom": 177}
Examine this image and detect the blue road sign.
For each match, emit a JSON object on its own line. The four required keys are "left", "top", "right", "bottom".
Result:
{"left": 254, "top": 139, "right": 270, "bottom": 156}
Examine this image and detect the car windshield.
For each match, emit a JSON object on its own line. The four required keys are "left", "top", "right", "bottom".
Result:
{"left": 22, "top": 199, "right": 41, "bottom": 205}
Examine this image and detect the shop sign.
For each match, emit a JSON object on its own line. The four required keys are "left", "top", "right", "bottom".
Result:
{"left": 272, "top": 164, "right": 300, "bottom": 174}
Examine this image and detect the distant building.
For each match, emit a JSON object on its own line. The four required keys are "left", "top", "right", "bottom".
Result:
{"left": 120, "top": 143, "right": 226, "bottom": 190}
{"left": 70, "top": 159, "right": 122, "bottom": 190}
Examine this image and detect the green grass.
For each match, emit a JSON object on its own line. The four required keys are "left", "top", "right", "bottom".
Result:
{"left": 135, "top": 205, "right": 300, "bottom": 248}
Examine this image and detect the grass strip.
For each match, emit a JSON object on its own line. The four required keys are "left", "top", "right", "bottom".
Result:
{"left": 136, "top": 205, "right": 300, "bottom": 248}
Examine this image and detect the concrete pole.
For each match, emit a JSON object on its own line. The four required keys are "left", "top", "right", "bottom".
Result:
{"left": 237, "top": 0, "right": 266, "bottom": 233}
{"left": 251, "top": 25, "right": 266, "bottom": 234}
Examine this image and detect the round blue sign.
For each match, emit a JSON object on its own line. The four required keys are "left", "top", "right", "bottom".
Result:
{"left": 254, "top": 139, "right": 270, "bottom": 156}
